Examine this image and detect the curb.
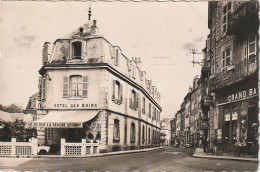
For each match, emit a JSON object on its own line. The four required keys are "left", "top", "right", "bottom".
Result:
{"left": 192, "top": 154, "right": 259, "bottom": 162}
{"left": 1, "top": 147, "right": 164, "bottom": 159}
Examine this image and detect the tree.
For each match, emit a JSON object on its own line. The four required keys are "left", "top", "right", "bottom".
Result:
{"left": 1, "top": 119, "right": 36, "bottom": 142}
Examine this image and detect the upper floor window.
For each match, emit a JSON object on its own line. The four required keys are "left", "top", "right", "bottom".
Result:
{"left": 222, "top": 48, "right": 231, "bottom": 69}
{"left": 63, "top": 75, "right": 88, "bottom": 98}
{"left": 113, "top": 119, "right": 120, "bottom": 142}
{"left": 142, "top": 97, "right": 146, "bottom": 115}
{"left": 129, "top": 90, "right": 138, "bottom": 110}
{"left": 72, "top": 42, "right": 82, "bottom": 59}
{"left": 112, "top": 80, "right": 123, "bottom": 104}
{"left": 222, "top": 2, "right": 232, "bottom": 34}
{"left": 42, "top": 78, "right": 46, "bottom": 100}
{"left": 148, "top": 103, "right": 151, "bottom": 118}
{"left": 152, "top": 107, "right": 156, "bottom": 120}
{"left": 244, "top": 34, "right": 257, "bottom": 63}
{"left": 115, "top": 49, "right": 119, "bottom": 66}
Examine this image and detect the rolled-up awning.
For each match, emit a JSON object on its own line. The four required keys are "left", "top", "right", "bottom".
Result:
{"left": 31, "top": 110, "right": 99, "bottom": 128}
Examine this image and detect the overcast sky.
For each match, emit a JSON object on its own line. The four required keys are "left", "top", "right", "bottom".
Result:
{"left": 0, "top": 1, "right": 209, "bottom": 119}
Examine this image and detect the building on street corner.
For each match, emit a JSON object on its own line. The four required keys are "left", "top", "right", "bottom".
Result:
{"left": 26, "top": 9, "right": 162, "bottom": 153}
{"left": 207, "top": 1, "right": 259, "bottom": 157}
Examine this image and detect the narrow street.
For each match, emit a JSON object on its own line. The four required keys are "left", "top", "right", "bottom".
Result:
{"left": 0, "top": 147, "right": 258, "bottom": 171}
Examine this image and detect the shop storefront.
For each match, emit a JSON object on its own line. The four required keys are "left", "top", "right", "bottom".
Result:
{"left": 216, "top": 86, "right": 258, "bottom": 157}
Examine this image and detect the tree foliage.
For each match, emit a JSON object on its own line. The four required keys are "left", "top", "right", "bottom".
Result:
{"left": 0, "top": 103, "right": 23, "bottom": 113}
{"left": 1, "top": 119, "right": 36, "bottom": 142}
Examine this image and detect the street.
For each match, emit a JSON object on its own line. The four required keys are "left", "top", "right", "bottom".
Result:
{"left": 0, "top": 147, "right": 258, "bottom": 171}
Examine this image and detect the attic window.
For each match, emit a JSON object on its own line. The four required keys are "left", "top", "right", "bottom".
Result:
{"left": 79, "top": 27, "right": 84, "bottom": 33}
{"left": 72, "top": 42, "right": 82, "bottom": 59}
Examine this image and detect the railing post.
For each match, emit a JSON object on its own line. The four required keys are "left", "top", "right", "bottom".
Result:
{"left": 60, "top": 138, "right": 65, "bottom": 156}
{"left": 90, "top": 140, "right": 93, "bottom": 154}
{"left": 97, "top": 141, "right": 100, "bottom": 153}
{"left": 81, "top": 139, "right": 86, "bottom": 156}
{"left": 11, "top": 138, "right": 16, "bottom": 156}
{"left": 31, "top": 137, "right": 38, "bottom": 155}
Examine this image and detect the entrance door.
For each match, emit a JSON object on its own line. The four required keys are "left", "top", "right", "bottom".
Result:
{"left": 67, "top": 128, "right": 82, "bottom": 142}
{"left": 247, "top": 107, "right": 258, "bottom": 155}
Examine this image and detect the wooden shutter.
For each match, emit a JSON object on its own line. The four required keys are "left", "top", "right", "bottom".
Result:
{"left": 129, "top": 90, "right": 132, "bottom": 108}
{"left": 110, "top": 46, "right": 115, "bottom": 59}
{"left": 120, "top": 84, "right": 123, "bottom": 103}
{"left": 136, "top": 92, "right": 139, "bottom": 110}
{"left": 63, "top": 76, "right": 69, "bottom": 97}
{"left": 112, "top": 80, "right": 115, "bottom": 101}
{"left": 82, "top": 76, "right": 88, "bottom": 97}
{"left": 42, "top": 78, "right": 46, "bottom": 99}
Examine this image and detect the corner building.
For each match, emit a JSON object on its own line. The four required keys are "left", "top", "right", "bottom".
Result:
{"left": 34, "top": 14, "right": 162, "bottom": 152}
{"left": 208, "top": 1, "right": 258, "bottom": 157}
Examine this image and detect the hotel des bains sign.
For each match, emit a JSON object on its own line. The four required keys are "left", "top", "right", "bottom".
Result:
{"left": 53, "top": 103, "right": 98, "bottom": 109}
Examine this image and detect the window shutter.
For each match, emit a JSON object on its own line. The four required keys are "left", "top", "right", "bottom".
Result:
{"left": 82, "top": 41, "right": 87, "bottom": 59}
{"left": 136, "top": 92, "right": 139, "bottom": 110}
{"left": 129, "top": 90, "right": 132, "bottom": 108}
{"left": 63, "top": 76, "right": 69, "bottom": 97}
{"left": 112, "top": 80, "right": 115, "bottom": 101}
{"left": 42, "top": 78, "right": 46, "bottom": 99}
{"left": 110, "top": 46, "right": 115, "bottom": 59}
{"left": 82, "top": 76, "right": 88, "bottom": 97}
{"left": 120, "top": 84, "right": 123, "bottom": 103}
{"left": 38, "top": 76, "right": 42, "bottom": 100}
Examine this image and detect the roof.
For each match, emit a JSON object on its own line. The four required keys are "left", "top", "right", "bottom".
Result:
{"left": 59, "top": 21, "right": 100, "bottom": 40}
{"left": 0, "top": 110, "right": 24, "bottom": 122}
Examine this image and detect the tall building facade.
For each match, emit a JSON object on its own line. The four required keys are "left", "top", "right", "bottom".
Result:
{"left": 31, "top": 12, "right": 162, "bottom": 152}
{"left": 208, "top": 1, "right": 258, "bottom": 157}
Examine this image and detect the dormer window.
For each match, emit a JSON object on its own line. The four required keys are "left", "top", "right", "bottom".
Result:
{"left": 72, "top": 41, "right": 82, "bottom": 59}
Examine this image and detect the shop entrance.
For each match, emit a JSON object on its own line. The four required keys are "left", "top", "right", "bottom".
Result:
{"left": 247, "top": 106, "right": 258, "bottom": 156}
{"left": 67, "top": 128, "right": 83, "bottom": 142}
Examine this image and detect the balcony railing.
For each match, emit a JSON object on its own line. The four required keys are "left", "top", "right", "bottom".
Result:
{"left": 209, "top": 56, "right": 258, "bottom": 91}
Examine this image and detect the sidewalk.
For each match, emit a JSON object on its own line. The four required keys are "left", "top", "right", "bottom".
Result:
{"left": 192, "top": 148, "right": 259, "bottom": 162}
{"left": 2, "top": 147, "right": 164, "bottom": 158}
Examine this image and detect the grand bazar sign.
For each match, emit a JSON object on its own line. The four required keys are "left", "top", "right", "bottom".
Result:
{"left": 53, "top": 103, "right": 98, "bottom": 109}
{"left": 225, "top": 87, "right": 258, "bottom": 103}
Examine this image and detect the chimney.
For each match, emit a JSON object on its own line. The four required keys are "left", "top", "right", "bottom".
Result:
{"left": 91, "top": 20, "right": 98, "bottom": 35}
{"left": 42, "top": 42, "right": 50, "bottom": 65}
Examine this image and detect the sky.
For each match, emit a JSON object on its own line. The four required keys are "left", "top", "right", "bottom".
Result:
{"left": 0, "top": 1, "right": 209, "bottom": 119}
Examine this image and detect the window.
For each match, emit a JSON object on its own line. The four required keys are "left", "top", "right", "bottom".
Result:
{"left": 244, "top": 35, "right": 257, "bottom": 63}
{"left": 113, "top": 119, "right": 120, "bottom": 142}
{"left": 142, "top": 97, "right": 146, "bottom": 114}
{"left": 70, "top": 75, "right": 83, "bottom": 97}
{"left": 112, "top": 80, "right": 123, "bottom": 104}
{"left": 222, "top": 2, "right": 232, "bottom": 34}
{"left": 115, "top": 49, "right": 119, "bottom": 66}
{"left": 142, "top": 125, "right": 145, "bottom": 144}
{"left": 148, "top": 103, "right": 151, "bottom": 118}
{"left": 148, "top": 128, "right": 151, "bottom": 144}
{"left": 130, "top": 123, "right": 136, "bottom": 143}
{"left": 46, "top": 128, "right": 53, "bottom": 141}
{"left": 63, "top": 75, "right": 88, "bottom": 98}
{"left": 129, "top": 90, "right": 138, "bottom": 110}
{"left": 72, "top": 42, "right": 82, "bottom": 59}
{"left": 42, "top": 78, "right": 46, "bottom": 99}
{"left": 152, "top": 107, "right": 156, "bottom": 120}
{"left": 222, "top": 48, "right": 231, "bottom": 69}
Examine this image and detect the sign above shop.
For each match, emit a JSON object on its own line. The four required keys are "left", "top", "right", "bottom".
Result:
{"left": 52, "top": 103, "right": 98, "bottom": 109}
{"left": 225, "top": 87, "right": 258, "bottom": 103}
{"left": 27, "top": 122, "right": 83, "bottom": 128}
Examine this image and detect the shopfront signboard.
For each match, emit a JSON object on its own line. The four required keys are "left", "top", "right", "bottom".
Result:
{"left": 224, "top": 87, "right": 258, "bottom": 103}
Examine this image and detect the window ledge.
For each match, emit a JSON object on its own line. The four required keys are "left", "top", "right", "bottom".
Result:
{"left": 68, "top": 97, "right": 84, "bottom": 100}
{"left": 226, "top": 65, "right": 235, "bottom": 71}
